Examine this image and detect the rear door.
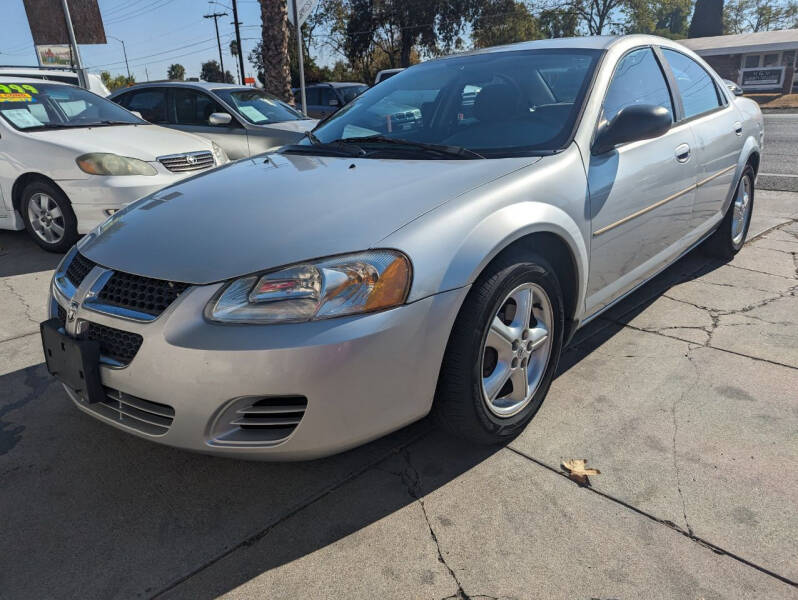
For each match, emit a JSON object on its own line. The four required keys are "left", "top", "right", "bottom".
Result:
{"left": 120, "top": 88, "right": 170, "bottom": 125}
{"left": 171, "top": 88, "right": 250, "bottom": 159}
{"left": 660, "top": 48, "right": 740, "bottom": 231}
{"left": 586, "top": 46, "right": 699, "bottom": 313}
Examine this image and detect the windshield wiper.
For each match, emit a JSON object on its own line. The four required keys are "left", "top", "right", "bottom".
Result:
{"left": 335, "top": 135, "right": 486, "bottom": 160}
{"left": 281, "top": 132, "right": 366, "bottom": 158}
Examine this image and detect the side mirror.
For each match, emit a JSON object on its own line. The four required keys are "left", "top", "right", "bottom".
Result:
{"left": 592, "top": 104, "right": 672, "bottom": 155}
{"left": 328, "top": 98, "right": 340, "bottom": 107}
{"left": 209, "top": 112, "right": 233, "bottom": 126}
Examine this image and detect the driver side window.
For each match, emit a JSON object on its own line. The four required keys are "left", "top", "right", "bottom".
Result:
{"left": 603, "top": 48, "right": 673, "bottom": 123}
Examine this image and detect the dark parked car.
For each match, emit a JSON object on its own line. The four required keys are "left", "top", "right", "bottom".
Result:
{"left": 110, "top": 82, "right": 317, "bottom": 160}
{"left": 293, "top": 82, "right": 368, "bottom": 119}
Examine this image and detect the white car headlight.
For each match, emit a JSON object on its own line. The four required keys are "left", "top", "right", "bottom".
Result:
{"left": 206, "top": 250, "right": 411, "bottom": 324}
{"left": 211, "top": 141, "right": 229, "bottom": 165}
{"left": 76, "top": 153, "right": 157, "bottom": 176}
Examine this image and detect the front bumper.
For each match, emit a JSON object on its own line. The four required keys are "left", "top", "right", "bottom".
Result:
{"left": 49, "top": 280, "right": 467, "bottom": 460}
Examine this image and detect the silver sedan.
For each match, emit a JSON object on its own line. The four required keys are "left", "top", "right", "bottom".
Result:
{"left": 42, "top": 35, "right": 763, "bottom": 459}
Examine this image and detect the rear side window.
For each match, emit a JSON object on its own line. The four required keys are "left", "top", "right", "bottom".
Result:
{"left": 304, "top": 87, "right": 321, "bottom": 105}
{"left": 125, "top": 89, "right": 168, "bottom": 123}
{"left": 603, "top": 47, "right": 673, "bottom": 123}
{"left": 661, "top": 49, "right": 722, "bottom": 119}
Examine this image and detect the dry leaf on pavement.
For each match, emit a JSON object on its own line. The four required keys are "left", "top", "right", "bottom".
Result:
{"left": 562, "top": 459, "right": 601, "bottom": 486}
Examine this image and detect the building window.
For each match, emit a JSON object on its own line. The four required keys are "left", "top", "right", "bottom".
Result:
{"left": 743, "top": 55, "right": 760, "bottom": 68}
{"left": 763, "top": 53, "right": 780, "bottom": 67}
{"left": 783, "top": 51, "right": 796, "bottom": 67}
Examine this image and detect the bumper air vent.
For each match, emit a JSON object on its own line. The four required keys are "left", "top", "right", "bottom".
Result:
{"left": 209, "top": 396, "right": 308, "bottom": 446}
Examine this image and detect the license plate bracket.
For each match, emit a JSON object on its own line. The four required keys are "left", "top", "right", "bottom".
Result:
{"left": 40, "top": 318, "right": 104, "bottom": 404}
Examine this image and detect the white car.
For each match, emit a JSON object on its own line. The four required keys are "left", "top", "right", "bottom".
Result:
{"left": 0, "top": 78, "right": 228, "bottom": 251}
{"left": 0, "top": 66, "right": 111, "bottom": 97}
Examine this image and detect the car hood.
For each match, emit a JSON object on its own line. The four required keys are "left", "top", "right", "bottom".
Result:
{"left": 33, "top": 124, "right": 210, "bottom": 160}
{"left": 78, "top": 152, "right": 538, "bottom": 284}
{"left": 258, "top": 119, "right": 318, "bottom": 132}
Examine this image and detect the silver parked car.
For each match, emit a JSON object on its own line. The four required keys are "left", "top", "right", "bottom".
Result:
{"left": 109, "top": 82, "right": 317, "bottom": 160}
{"left": 42, "top": 35, "right": 763, "bottom": 460}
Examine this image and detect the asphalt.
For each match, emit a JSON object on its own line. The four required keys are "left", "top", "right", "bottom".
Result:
{"left": 0, "top": 190, "right": 796, "bottom": 599}
{"left": 760, "top": 113, "right": 798, "bottom": 192}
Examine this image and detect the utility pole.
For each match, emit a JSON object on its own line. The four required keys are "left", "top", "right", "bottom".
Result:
{"left": 60, "top": 0, "right": 87, "bottom": 89}
{"left": 108, "top": 35, "right": 130, "bottom": 80}
{"left": 231, "top": 0, "right": 246, "bottom": 85}
{"left": 204, "top": 11, "right": 228, "bottom": 77}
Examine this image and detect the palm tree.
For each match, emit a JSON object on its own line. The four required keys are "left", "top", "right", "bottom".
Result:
{"left": 258, "top": 0, "right": 293, "bottom": 102}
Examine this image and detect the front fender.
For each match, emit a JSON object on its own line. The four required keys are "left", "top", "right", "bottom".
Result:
{"left": 383, "top": 145, "right": 590, "bottom": 318}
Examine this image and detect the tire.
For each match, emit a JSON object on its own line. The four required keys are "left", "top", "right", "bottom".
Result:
{"left": 703, "top": 165, "right": 755, "bottom": 260}
{"left": 433, "top": 251, "right": 565, "bottom": 445}
{"left": 20, "top": 180, "right": 79, "bottom": 253}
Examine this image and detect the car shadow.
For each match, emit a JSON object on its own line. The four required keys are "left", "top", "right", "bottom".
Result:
{"left": 0, "top": 246, "right": 729, "bottom": 598}
{"left": 0, "top": 230, "right": 63, "bottom": 277}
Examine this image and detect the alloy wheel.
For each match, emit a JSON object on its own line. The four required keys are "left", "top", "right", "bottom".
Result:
{"left": 481, "top": 282, "right": 554, "bottom": 418}
{"left": 27, "top": 193, "right": 66, "bottom": 244}
{"left": 731, "top": 174, "right": 752, "bottom": 247}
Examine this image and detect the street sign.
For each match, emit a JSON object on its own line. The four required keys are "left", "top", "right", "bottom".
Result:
{"left": 286, "top": 0, "right": 319, "bottom": 26}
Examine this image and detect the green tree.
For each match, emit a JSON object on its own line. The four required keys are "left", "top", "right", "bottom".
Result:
{"left": 624, "top": 0, "right": 692, "bottom": 37}
{"left": 100, "top": 70, "right": 135, "bottom": 91}
{"left": 689, "top": 0, "right": 724, "bottom": 36}
{"left": 473, "top": 0, "right": 541, "bottom": 47}
{"left": 167, "top": 63, "right": 185, "bottom": 80}
{"left": 724, "top": 0, "right": 798, "bottom": 32}
{"left": 200, "top": 60, "right": 234, "bottom": 83}
{"left": 537, "top": 7, "right": 580, "bottom": 37}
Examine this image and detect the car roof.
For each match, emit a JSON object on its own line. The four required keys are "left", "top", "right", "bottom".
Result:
{"left": 109, "top": 80, "right": 255, "bottom": 95}
{"left": 0, "top": 75, "right": 70, "bottom": 85}
{"left": 300, "top": 81, "right": 367, "bottom": 89}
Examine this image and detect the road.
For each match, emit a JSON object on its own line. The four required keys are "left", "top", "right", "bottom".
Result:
{"left": 0, "top": 192, "right": 797, "bottom": 599}
{"left": 761, "top": 113, "right": 798, "bottom": 192}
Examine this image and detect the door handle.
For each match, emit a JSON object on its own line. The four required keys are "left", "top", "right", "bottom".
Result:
{"left": 675, "top": 144, "right": 691, "bottom": 163}
{"left": 734, "top": 122, "right": 743, "bottom": 135}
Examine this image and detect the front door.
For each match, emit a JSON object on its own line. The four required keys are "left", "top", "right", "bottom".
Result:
{"left": 171, "top": 88, "right": 250, "bottom": 160}
{"left": 586, "top": 47, "right": 698, "bottom": 314}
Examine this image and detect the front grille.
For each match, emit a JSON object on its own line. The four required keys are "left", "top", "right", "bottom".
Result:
{"left": 85, "top": 322, "right": 143, "bottom": 365}
{"left": 66, "top": 252, "right": 95, "bottom": 288}
{"left": 97, "top": 271, "right": 189, "bottom": 318}
{"left": 158, "top": 151, "right": 215, "bottom": 173}
{"left": 89, "top": 387, "right": 174, "bottom": 436}
{"left": 210, "top": 396, "right": 308, "bottom": 446}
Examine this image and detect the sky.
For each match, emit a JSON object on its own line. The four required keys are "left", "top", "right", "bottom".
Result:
{"left": 0, "top": 0, "right": 276, "bottom": 83}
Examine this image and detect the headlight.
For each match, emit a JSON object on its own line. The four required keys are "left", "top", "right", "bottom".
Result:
{"left": 211, "top": 142, "right": 229, "bottom": 165}
{"left": 76, "top": 153, "right": 157, "bottom": 176}
{"left": 206, "top": 250, "right": 411, "bottom": 324}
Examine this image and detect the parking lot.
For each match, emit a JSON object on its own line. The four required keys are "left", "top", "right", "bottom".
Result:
{"left": 1, "top": 177, "right": 796, "bottom": 598}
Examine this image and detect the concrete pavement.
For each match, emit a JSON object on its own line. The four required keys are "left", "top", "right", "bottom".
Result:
{"left": 0, "top": 188, "right": 796, "bottom": 599}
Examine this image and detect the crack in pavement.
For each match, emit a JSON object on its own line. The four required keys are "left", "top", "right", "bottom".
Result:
{"left": 672, "top": 345, "right": 700, "bottom": 536}
{"left": 504, "top": 446, "right": 798, "bottom": 588}
{"left": 398, "top": 447, "right": 472, "bottom": 600}
{"left": 0, "top": 277, "right": 40, "bottom": 327}
{"left": 149, "top": 426, "right": 432, "bottom": 599}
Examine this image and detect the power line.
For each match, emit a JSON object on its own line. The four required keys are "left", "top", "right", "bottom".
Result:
{"left": 87, "top": 34, "right": 229, "bottom": 69}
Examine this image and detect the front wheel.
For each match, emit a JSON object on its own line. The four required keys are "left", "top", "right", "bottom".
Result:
{"left": 20, "top": 180, "right": 79, "bottom": 253}
{"left": 703, "top": 165, "right": 755, "bottom": 260}
{"left": 433, "top": 253, "right": 565, "bottom": 444}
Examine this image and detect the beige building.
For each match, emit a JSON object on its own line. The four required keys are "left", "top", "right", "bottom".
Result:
{"left": 680, "top": 29, "right": 798, "bottom": 93}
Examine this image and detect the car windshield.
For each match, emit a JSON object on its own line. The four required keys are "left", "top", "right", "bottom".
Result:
{"left": 0, "top": 82, "right": 143, "bottom": 131}
{"left": 310, "top": 49, "right": 600, "bottom": 158}
{"left": 215, "top": 88, "right": 307, "bottom": 124}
